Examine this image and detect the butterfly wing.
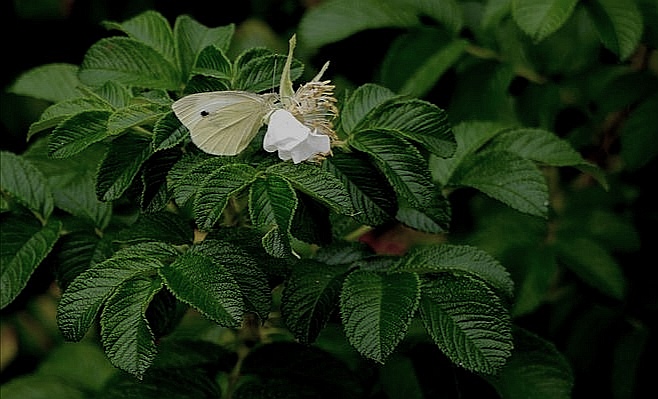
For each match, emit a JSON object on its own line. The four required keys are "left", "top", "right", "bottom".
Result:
{"left": 172, "top": 91, "right": 276, "bottom": 155}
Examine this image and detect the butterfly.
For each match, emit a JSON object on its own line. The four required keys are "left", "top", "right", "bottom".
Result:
{"left": 171, "top": 91, "right": 278, "bottom": 156}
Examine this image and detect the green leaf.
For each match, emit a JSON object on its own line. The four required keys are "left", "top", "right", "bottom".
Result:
{"left": 323, "top": 152, "right": 397, "bottom": 226}
{"left": 620, "top": 92, "right": 658, "bottom": 170}
{"left": 28, "top": 97, "right": 111, "bottom": 139}
{"left": 8, "top": 63, "right": 82, "bottom": 102}
{"left": 339, "top": 83, "right": 397, "bottom": 135}
{"left": 395, "top": 244, "right": 514, "bottom": 299}
{"left": 140, "top": 148, "right": 180, "bottom": 212}
{"left": 37, "top": 342, "right": 116, "bottom": 392}
{"left": 267, "top": 162, "right": 354, "bottom": 216}
{"left": 193, "top": 45, "right": 232, "bottom": 80}
{"left": 96, "top": 134, "right": 153, "bottom": 201}
{"left": 249, "top": 175, "right": 298, "bottom": 257}
{"left": 48, "top": 110, "right": 111, "bottom": 159}
{"left": 554, "top": 236, "right": 626, "bottom": 300}
{"left": 234, "top": 52, "right": 303, "bottom": 93}
{"left": 350, "top": 130, "right": 435, "bottom": 209}
{"left": 487, "top": 327, "right": 573, "bottom": 398}
{"left": 395, "top": 191, "right": 451, "bottom": 234}
{"left": 0, "top": 375, "right": 86, "bottom": 399}
{"left": 357, "top": 99, "right": 456, "bottom": 158}
{"left": 159, "top": 252, "right": 244, "bottom": 327}
{"left": 168, "top": 155, "right": 231, "bottom": 208}
{"left": 512, "top": 0, "right": 578, "bottom": 42}
{"left": 191, "top": 240, "right": 271, "bottom": 320}
{"left": 282, "top": 260, "right": 349, "bottom": 343}
{"left": 79, "top": 37, "right": 180, "bottom": 89}
{"left": 1, "top": 151, "right": 54, "bottom": 219}
{"left": 55, "top": 232, "right": 113, "bottom": 292}
{"left": 101, "top": 276, "right": 162, "bottom": 377}
{"left": 451, "top": 151, "right": 549, "bottom": 218}
{"left": 194, "top": 164, "right": 258, "bottom": 231}
{"left": 57, "top": 242, "right": 176, "bottom": 341}
{"left": 108, "top": 104, "right": 167, "bottom": 136}
{"left": 102, "top": 10, "right": 176, "bottom": 66}
{"left": 586, "top": 0, "right": 643, "bottom": 60}
{"left": 116, "top": 212, "right": 193, "bottom": 246}
{"left": 174, "top": 15, "right": 234, "bottom": 80}
{"left": 340, "top": 270, "right": 420, "bottom": 363}
{"left": 152, "top": 112, "right": 189, "bottom": 151}
{"left": 1, "top": 218, "right": 61, "bottom": 309}
{"left": 419, "top": 273, "right": 513, "bottom": 374}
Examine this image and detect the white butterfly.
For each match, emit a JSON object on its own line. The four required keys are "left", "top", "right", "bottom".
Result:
{"left": 171, "top": 91, "right": 278, "bottom": 156}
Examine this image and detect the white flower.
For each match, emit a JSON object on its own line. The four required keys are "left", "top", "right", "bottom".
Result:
{"left": 263, "top": 109, "right": 330, "bottom": 164}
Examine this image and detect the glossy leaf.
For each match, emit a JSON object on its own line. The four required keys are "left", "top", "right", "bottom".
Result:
{"left": 586, "top": 0, "right": 643, "bottom": 60}
{"left": 512, "top": 0, "right": 578, "bottom": 42}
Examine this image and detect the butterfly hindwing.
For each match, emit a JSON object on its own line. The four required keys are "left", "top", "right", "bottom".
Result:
{"left": 172, "top": 91, "right": 277, "bottom": 155}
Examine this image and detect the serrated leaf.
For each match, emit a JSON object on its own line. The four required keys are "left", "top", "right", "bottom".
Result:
{"left": 194, "top": 164, "right": 257, "bottom": 231}
{"left": 1, "top": 151, "right": 54, "bottom": 219}
{"left": 79, "top": 37, "right": 180, "bottom": 89}
{"left": 340, "top": 270, "right": 420, "bottom": 363}
{"left": 8, "top": 63, "right": 82, "bottom": 102}
{"left": 48, "top": 110, "right": 111, "bottom": 159}
{"left": 512, "top": 0, "right": 578, "bottom": 42}
{"left": 554, "top": 236, "right": 626, "bottom": 300}
{"left": 95, "top": 81, "right": 133, "bottom": 108}
{"left": 234, "top": 53, "right": 303, "bottom": 93}
{"left": 191, "top": 240, "right": 271, "bottom": 320}
{"left": 28, "top": 97, "right": 112, "bottom": 139}
{"left": 419, "top": 273, "right": 513, "bottom": 374}
{"left": 174, "top": 15, "right": 234, "bottom": 80}
{"left": 395, "top": 244, "right": 514, "bottom": 300}
{"left": 96, "top": 134, "right": 153, "bottom": 201}
{"left": 152, "top": 112, "right": 189, "bottom": 151}
{"left": 350, "top": 130, "right": 434, "bottom": 209}
{"left": 57, "top": 242, "right": 176, "bottom": 341}
{"left": 116, "top": 212, "right": 193, "bottom": 245}
{"left": 267, "top": 162, "right": 354, "bottom": 216}
{"left": 586, "top": 0, "right": 643, "bottom": 60}
{"left": 451, "top": 150, "right": 549, "bottom": 218}
{"left": 323, "top": 152, "right": 397, "bottom": 226}
{"left": 168, "top": 155, "right": 230, "bottom": 208}
{"left": 282, "top": 260, "right": 349, "bottom": 343}
{"left": 357, "top": 99, "right": 456, "bottom": 158}
{"left": 339, "top": 83, "right": 397, "bottom": 135}
{"left": 192, "top": 45, "right": 233, "bottom": 80}
{"left": 102, "top": 10, "right": 176, "bottom": 66}
{"left": 249, "top": 175, "right": 298, "bottom": 257}
{"left": 159, "top": 252, "right": 244, "bottom": 327}
{"left": 487, "top": 327, "right": 573, "bottom": 398}
{"left": 55, "top": 232, "right": 114, "bottom": 292}
{"left": 140, "top": 148, "right": 180, "bottom": 212}
{"left": 395, "top": 192, "right": 451, "bottom": 234}
{"left": 101, "top": 276, "right": 162, "bottom": 377}
{"left": 107, "top": 104, "right": 167, "bottom": 136}
{"left": 1, "top": 218, "right": 61, "bottom": 309}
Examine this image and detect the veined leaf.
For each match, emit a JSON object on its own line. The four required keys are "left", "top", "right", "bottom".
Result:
{"left": 338, "top": 83, "right": 397, "bottom": 135}
{"left": 159, "top": 252, "right": 245, "bottom": 327}
{"left": 395, "top": 192, "right": 451, "bottom": 234}
{"left": 95, "top": 81, "right": 133, "bottom": 108}
{"left": 79, "top": 37, "right": 180, "bottom": 90}
{"left": 450, "top": 150, "right": 549, "bottom": 218}
{"left": 487, "top": 327, "right": 573, "bottom": 398}
{"left": 323, "top": 152, "right": 397, "bottom": 226}
{"left": 102, "top": 10, "right": 176, "bottom": 66}
{"left": 28, "top": 97, "right": 111, "bottom": 139}
{"left": 49, "top": 110, "right": 111, "bottom": 159}
{"left": 8, "top": 63, "right": 82, "bottom": 102}
{"left": 249, "top": 175, "right": 298, "bottom": 257}
{"left": 101, "top": 276, "right": 162, "bottom": 377}
{"left": 57, "top": 242, "right": 176, "bottom": 341}
{"left": 357, "top": 99, "right": 456, "bottom": 158}
{"left": 419, "top": 273, "right": 513, "bottom": 374}
{"left": 350, "top": 130, "right": 434, "bottom": 209}
{"left": 55, "top": 232, "right": 114, "bottom": 292}
{"left": 194, "top": 164, "right": 258, "bottom": 231}
{"left": 96, "top": 134, "right": 153, "bottom": 201}
{"left": 340, "top": 270, "right": 420, "bottom": 363}
{"left": 107, "top": 103, "right": 167, "bottom": 136}
{"left": 174, "top": 15, "right": 234, "bottom": 80}
{"left": 1, "top": 218, "right": 61, "bottom": 309}
{"left": 1, "top": 151, "right": 54, "bottom": 220}
{"left": 234, "top": 53, "right": 303, "bottom": 93}
{"left": 282, "top": 260, "right": 350, "bottom": 343}
{"left": 191, "top": 240, "right": 271, "bottom": 320}
{"left": 140, "top": 148, "right": 180, "bottom": 212}
{"left": 267, "top": 162, "right": 354, "bottom": 216}
{"left": 152, "top": 112, "right": 189, "bottom": 152}
{"left": 586, "top": 0, "right": 643, "bottom": 60}
{"left": 193, "top": 45, "right": 232, "bottom": 80}
{"left": 168, "top": 155, "right": 230, "bottom": 208}
{"left": 116, "top": 211, "right": 193, "bottom": 246}
{"left": 512, "top": 0, "right": 578, "bottom": 42}
{"left": 395, "top": 244, "right": 514, "bottom": 300}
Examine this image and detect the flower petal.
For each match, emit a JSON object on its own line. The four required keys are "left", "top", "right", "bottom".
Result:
{"left": 289, "top": 130, "right": 330, "bottom": 164}
{"left": 263, "top": 109, "right": 310, "bottom": 153}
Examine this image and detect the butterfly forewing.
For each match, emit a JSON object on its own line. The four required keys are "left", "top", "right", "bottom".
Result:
{"left": 172, "top": 91, "right": 277, "bottom": 155}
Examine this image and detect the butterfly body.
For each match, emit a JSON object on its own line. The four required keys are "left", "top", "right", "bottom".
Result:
{"left": 172, "top": 91, "right": 279, "bottom": 155}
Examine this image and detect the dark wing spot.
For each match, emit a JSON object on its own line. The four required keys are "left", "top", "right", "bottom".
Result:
{"left": 200, "top": 110, "right": 209, "bottom": 117}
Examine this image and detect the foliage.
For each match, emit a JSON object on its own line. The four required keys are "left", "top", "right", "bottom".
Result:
{"left": 2, "top": 1, "right": 655, "bottom": 398}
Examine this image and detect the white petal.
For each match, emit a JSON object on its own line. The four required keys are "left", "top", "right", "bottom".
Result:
{"left": 263, "top": 109, "right": 310, "bottom": 153}
{"left": 290, "top": 130, "right": 330, "bottom": 164}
